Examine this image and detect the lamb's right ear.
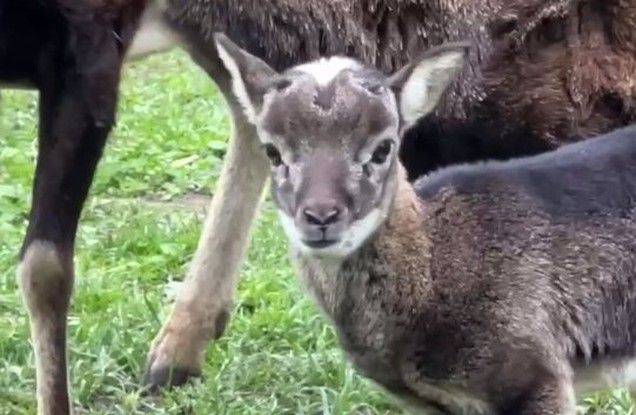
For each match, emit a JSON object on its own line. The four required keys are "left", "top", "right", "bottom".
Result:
{"left": 214, "top": 33, "right": 278, "bottom": 123}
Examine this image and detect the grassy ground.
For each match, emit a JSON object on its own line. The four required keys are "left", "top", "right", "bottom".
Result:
{"left": 0, "top": 50, "right": 633, "bottom": 414}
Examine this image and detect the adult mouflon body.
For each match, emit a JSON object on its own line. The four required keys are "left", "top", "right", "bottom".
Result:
{"left": 216, "top": 32, "right": 636, "bottom": 414}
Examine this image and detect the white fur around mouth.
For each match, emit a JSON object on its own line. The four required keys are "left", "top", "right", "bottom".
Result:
{"left": 277, "top": 209, "right": 386, "bottom": 258}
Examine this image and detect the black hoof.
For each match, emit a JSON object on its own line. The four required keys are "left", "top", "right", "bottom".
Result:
{"left": 144, "top": 364, "right": 201, "bottom": 393}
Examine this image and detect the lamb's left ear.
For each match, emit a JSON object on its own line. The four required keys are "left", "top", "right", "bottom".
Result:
{"left": 214, "top": 33, "right": 278, "bottom": 124}
{"left": 388, "top": 43, "right": 469, "bottom": 131}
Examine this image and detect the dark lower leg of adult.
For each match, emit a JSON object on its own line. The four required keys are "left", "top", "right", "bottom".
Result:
{"left": 19, "top": 20, "right": 125, "bottom": 413}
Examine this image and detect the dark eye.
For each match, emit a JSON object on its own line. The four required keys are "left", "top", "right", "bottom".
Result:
{"left": 371, "top": 140, "right": 393, "bottom": 164}
{"left": 264, "top": 143, "right": 283, "bottom": 166}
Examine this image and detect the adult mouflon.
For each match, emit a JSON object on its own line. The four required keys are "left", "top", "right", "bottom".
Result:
{"left": 215, "top": 33, "right": 636, "bottom": 414}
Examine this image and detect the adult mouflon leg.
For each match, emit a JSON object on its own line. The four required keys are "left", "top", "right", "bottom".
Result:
{"left": 18, "top": 16, "right": 129, "bottom": 415}
{"left": 145, "top": 35, "right": 270, "bottom": 389}
{"left": 145, "top": 105, "right": 269, "bottom": 388}
{"left": 20, "top": 83, "right": 118, "bottom": 415}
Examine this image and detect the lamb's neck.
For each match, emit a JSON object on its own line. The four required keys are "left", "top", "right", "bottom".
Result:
{"left": 295, "top": 165, "right": 433, "bottom": 320}
{"left": 371, "top": 166, "right": 432, "bottom": 282}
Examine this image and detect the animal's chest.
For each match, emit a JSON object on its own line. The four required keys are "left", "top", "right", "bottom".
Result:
{"left": 343, "top": 324, "right": 494, "bottom": 415}
{"left": 333, "top": 305, "right": 493, "bottom": 415}
{"left": 300, "top": 258, "right": 405, "bottom": 387}
{"left": 296, "top": 256, "right": 493, "bottom": 414}
{"left": 334, "top": 301, "right": 403, "bottom": 388}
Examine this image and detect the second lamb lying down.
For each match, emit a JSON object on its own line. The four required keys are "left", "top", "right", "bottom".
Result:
{"left": 215, "top": 32, "right": 636, "bottom": 414}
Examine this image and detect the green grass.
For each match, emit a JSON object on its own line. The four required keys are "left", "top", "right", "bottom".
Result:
{"left": 0, "top": 50, "right": 632, "bottom": 414}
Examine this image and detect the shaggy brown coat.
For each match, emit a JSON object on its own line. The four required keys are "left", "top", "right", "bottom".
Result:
{"left": 296, "top": 127, "right": 636, "bottom": 413}
{"left": 166, "top": 0, "right": 636, "bottom": 177}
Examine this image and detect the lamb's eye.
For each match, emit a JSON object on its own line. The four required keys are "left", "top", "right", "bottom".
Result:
{"left": 371, "top": 140, "right": 393, "bottom": 164}
{"left": 264, "top": 144, "right": 283, "bottom": 166}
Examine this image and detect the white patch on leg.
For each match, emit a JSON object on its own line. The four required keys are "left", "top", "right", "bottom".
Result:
{"left": 19, "top": 240, "right": 72, "bottom": 415}
{"left": 560, "top": 378, "right": 577, "bottom": 415}
{"left": 127, "top": 0, "right": 181, "bottom": 60}
{"left": 19, "top": 241, "right": 65, "bottom": 285}
{"left": 295, "top": 57, "right": 361, "bottom": 86}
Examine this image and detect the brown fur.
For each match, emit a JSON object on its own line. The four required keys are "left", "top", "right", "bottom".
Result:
{"left": 167, "top": 0, "right": 636, "bottom": 150}
{"left": 217, "top": 26, "right": 636, "bottom": 411}
{"left": 294, "top": 148, "right": 636, "bottom": 412}
{"left": 147, "top": 0, "right": 636, "bottom": 390}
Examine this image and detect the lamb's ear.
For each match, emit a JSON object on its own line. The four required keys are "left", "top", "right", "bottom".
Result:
{"left": 388, "top": 43, "right": 469, "bottom": 131}
{"left": 214, "top": 33, "right": 278, "bottom": 124}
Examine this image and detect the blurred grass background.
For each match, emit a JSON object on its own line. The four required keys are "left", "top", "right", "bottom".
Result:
{"left": 0, "top": 50, "right": 632, "bottom": 414}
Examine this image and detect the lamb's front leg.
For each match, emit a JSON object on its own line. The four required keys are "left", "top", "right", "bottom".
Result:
{"left": 145, "top": 107, "right": 269, "bottom": 388}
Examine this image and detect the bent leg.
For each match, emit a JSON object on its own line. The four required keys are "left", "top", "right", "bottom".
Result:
{"left": 144, "top": 35, "right": 269, "bottom": 388}
{"left": 145, "top": 106, "right": 268, "bottom": 387}
{"left": 144, "top": 23, "right": 270, "bottom": 388}
{"left": 145, "top": 33, "right": 270, "bottom": 388}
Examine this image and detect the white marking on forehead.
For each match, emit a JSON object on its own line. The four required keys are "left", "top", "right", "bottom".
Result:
{"left": 295, "top": 56, "right": 362, "bottom": 86}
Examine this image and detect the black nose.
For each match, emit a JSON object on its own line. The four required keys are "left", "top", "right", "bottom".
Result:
{"left": 303, "top": 205, "right": 341, "bottom": 226}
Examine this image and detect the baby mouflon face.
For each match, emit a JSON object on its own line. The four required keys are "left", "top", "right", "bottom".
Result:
{"left": 256, "top": 58, "right": 401, "bottom": 257}
{"left": 215, "top": 34, "right": 467, "bottom": 258}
